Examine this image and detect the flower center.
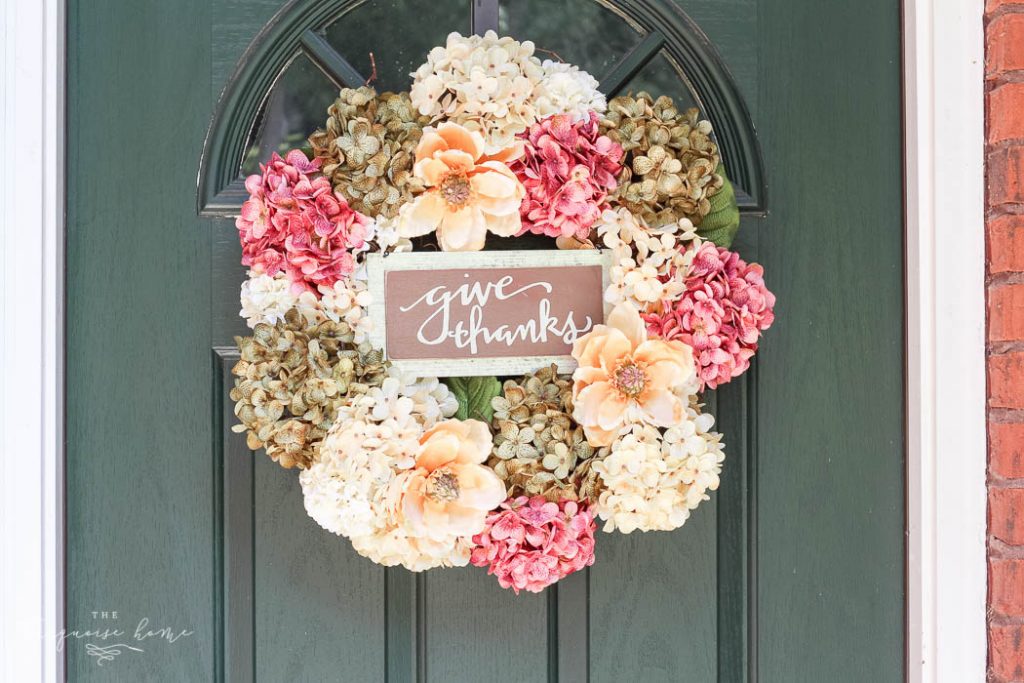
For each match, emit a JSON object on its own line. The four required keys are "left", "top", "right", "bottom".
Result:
{"left": 425, "top": 468, "right": 461, "bottom": 502}
{"left": 612, "top": 361, "right": 647, "bottom": 398}
{"left": 439, "top": 172, "right": 472, "bottom": 209}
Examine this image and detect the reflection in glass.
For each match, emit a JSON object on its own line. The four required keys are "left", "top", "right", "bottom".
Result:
{"left": 616, "top": 50, "right": 700, "bottom": 111}
{"left": 242, "top": 56, "right": 338, "bottom": 175}
{"left": 323, "top": 0, "right": 471, "bottom": 93}
{"left": 498, "top": 0, "right": 641, "bottom": 80}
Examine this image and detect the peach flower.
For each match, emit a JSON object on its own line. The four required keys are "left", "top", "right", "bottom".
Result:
{"left": 399, "top": 419, "right": 506, "bottom": 540}
{"left": 399, "top": 122, "right": 525, "bottom": 251}
{"left": 571, "top": 303, "right": 698, "bottom": 446}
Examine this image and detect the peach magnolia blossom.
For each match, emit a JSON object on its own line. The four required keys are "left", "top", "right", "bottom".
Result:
{"left": 399, "top": 122, "right": 525, "bottom": 251}
{"left": 399, "top": 419, "right": 506, "bottom": 540}
{"left": 571, "top": 303, "right": 698, "bottom": 447}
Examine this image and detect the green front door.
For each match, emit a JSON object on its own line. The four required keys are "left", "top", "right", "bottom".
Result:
{"left": 66, "top": 0, "right": 904, "bottom": 681}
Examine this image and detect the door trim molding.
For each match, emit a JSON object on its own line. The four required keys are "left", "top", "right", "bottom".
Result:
{"left": 0, "top": 0, "right": 66, "bottom": 680}
{"left": 903, "top": 0, "right": 987, "bottom": 681}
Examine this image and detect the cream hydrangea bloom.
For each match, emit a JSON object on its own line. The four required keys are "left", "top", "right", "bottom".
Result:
{"left": 411, "top": 31, "right": 547, "bottom": 154}
{"left": 300, "top": 417, "right": 419, "bottom": 541}
{"left": 239, "top": 272, "right": 305, "bottom": 327}
{"left": 239, "top": 272, "right": 376, "bottom": 343}
{"left": 597, "top": 207, "right": 698, "bottom": 309}
{"left": 592, "top": 411, "right": 725, "bottom": 534}
{"left": 301, "top": 372, "right": 470, "bottom": 571}
{"left": 535, "top": 60, "right": 606, "bottom": 121}
{"left": 340, "top": 366, "right": 459, "bottom": 430}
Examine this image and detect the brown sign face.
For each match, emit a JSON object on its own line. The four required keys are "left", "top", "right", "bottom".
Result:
{"left": 367, "top": 251, "right": 610, "bottom": 376}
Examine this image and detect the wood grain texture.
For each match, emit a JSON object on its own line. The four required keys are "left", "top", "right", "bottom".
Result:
{"left": 589, "top": 504, "right": 719, "bottom": 683}
{"left": 424, "top": 568, "right": 549, "bottom": 682}
{"left": 66, "top": 0, "right": 215, "bottom": 679}
{"left": 754, "top": 0, "right": 905, "bottom": 680}
{"left": 253, "top": 458, "right": 386, "bottom": 682}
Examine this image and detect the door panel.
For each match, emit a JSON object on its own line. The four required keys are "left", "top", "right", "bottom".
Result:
{"left": 66, "top": 1, "right": 904, "bottom": 681}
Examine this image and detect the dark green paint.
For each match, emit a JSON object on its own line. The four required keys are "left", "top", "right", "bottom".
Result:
{"left": 66, "top": 0, "right": 904, "bottom": 680}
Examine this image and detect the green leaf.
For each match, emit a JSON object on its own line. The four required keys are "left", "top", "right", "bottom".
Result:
{"left": 443, "top": 376, "right": 502, "bottom": 423}
{"left": 697, "top": 165, "right": 741, "bottom": 248}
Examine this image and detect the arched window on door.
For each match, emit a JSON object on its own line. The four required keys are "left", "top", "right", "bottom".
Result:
{"left": 197, "top": 0, "right": 765, "bottom": 218}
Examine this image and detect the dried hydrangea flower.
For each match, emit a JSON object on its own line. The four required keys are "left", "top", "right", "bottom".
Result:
{"left": 309, "top": 87, "right": 430, "bottom": 220}
{"left": 230, "top": 309, "right": 363, "bottom": 469}
{"left": 489, "top": 365, "right": 605, "bottom": 504}
{"left": 240, "top": 272, "right": 375, "bottom": 344}
{"left": 600, "top": 92, "right": 723, "bottom": 227}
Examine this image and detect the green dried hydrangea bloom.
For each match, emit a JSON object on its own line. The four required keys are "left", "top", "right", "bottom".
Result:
{"left": 489, "top": 365, "right": 606, "bottom": 503}
{"left": 600, "top": 91, "right": 723, "bottom": 227}
{"left": 308, "top": 86, "right": 429, "bottom": 219}
{"left": 229, "top": 309, "right": 385, "bottom": 469}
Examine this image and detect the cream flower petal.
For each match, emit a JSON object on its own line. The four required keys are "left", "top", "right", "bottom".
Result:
{"left": 573, "top": 365, "right": 608, "bottom": 387}
{"left": 473, "top": 164, "right": 519, "bottom": 197}
{"left": 415, "top": 130, "right": 451, "bottom": 163}
{"left": 457, "top": 419, "right": 494, "bottom": 463}
{"left": 435, "top": 503, "right": 488, "bottom": 537}
{"left": 596, "top": 329, "right": 632, "bottom": 373}
{"left": 437, "top": 121, "right": 485, "bottom": 159}
{"left": 572, "top": 325, "right": 630, "bottom": 371}
{"left": 415, "top": 431, "right": 462, "bottom": 471}
{"left": 640, "top": 389, "right": 683, "bottom": 426}
{"left": 576, "top": 382, "right": 617, "bottom": 425}
{"left": 582, "top": 422, "right": 618, "bottom": 448}
{"left": 483, "top": 210, "right": 521, "bottom": 237}
{"left": 438, "top": 206, "right": 487, "bottom": 251}
{"left": 476, "top": 194, "right": 522, "bottom": 217}
{"left": 596, "top": 392, "right": 629, "bottom": 431}
{"left": 452, "top": 464, "right": 505, "bottom": 509}
{"left": 606, "top": 302, "right": 647, "bottom": 348}
{"left": 415, "top": 157, "right": 453, "bottom": 186}
{"left": 633, "top": 339, "right": 695, "bottom": 391}
{"left": 399, "top": 193, "right": 446, "bottom": 237}
{"left": 482, "top": 140, "right": 525, "bottom": 165}
{"left": 436, "top": 149, "right": 477, "bottom": 173}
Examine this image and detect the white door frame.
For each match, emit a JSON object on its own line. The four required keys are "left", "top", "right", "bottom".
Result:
{"left": 903, "top": 0, "right": 987, "bottom": 680}
{"left": 0, "top": 0, "right": 987, "bottom": 681}
{"left": 0, "top": 0, "right": 65, "bottom": 681}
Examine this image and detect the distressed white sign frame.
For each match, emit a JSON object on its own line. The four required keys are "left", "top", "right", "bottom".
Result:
{"left": 366, "top": 249, "right": 612, "bottom": 377}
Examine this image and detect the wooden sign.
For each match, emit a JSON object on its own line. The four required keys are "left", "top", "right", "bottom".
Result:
{"left": 366, "top": 250, "right": 611, "bottom": 376}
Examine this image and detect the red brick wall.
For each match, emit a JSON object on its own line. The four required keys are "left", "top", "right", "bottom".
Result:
{"left": 988, "top": 2, "right": 1024, "bottom": 681}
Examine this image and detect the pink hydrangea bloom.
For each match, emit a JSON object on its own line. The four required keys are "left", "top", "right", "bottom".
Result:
{"left": 644, "top": 242, "right": 776, "bottom": 390}
{"left": 236, "top": 150, "right": 369, "bottom": 292}
{"left": 470, "top": 496, "right": 596, "bottom": 594}
{"left": 511, "top": 113, "right": 623, "bottom": 240}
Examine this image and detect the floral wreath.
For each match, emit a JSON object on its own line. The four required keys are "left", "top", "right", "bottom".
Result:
{"left": 231, "top": 32, "right": 775, "bottom": 593}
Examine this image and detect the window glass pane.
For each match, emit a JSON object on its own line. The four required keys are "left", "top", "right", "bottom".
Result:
{"left": 242, "top": 56, "right": 338, "bottom": 175}
{"left": 616, "top": 50, "right": 701, "bottom": 112}
{"left": 498, "top": 0, "right": 641, "bottom": 79}
{"left": 323, "top": 0, "right": 471, "bottom": 93}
